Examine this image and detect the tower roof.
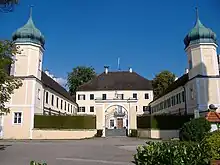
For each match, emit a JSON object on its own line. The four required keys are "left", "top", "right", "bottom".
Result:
{"left": 184, "top": 8, "right": 217, "bottom": 48}
{"left": 12, "top": 7, "right": 45, "bottom": 47}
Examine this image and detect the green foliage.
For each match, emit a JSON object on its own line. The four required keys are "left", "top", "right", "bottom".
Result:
{"left": 133, "top": 141, "right": 211, "bottom": 165}
{"left": 203, "top": 131, "right": 220, "bottom": 160}
{"left": 0, "top": 40, "right": 22, "bottom": 114}
{"left": 129, "top": 129, "right": 138, "bottom": 137}
{"left": 34, "top": 115, "right": 96, "bottom": 129}
{"left": 137, "top": 115, "right": 193, "bottom": 130}
{"left": 152, "top": 70, "right": 176, "bottom": 99}
{"left": 95, "top": 129, "right": 103, "bottom": 137}
{"left": 30, "top": 160, "right": 47, "bottom": 165}
{"left": 67, "top": 66, "right": 96, "bottom": 96}
{"left": 179, "top": 117, "right": 211, "bottom": 142}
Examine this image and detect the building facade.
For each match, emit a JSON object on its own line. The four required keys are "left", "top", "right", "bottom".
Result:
{"left": 150, "top": 11, "right": 220, "bottom": 115}
{"left": 0, "top": 9, "right": 78, "bottom": 139}
{"left": 76, "top": 67, "right": 153, "bottom": 136}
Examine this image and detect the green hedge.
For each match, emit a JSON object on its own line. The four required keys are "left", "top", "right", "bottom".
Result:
{"left": 34, "top": 115, "right": 96, "bottom": 129}
{"left": 137, "top": 114, "right": 193, "bottom": 130}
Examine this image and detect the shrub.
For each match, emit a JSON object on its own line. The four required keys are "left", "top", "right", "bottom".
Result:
{"left": 179, "top": 117, "right": 211, "bottom": 142}
{"left": 137, "top": 115, "right": 193, "bottom": 130}
{"left": 30, "top": 161, "right": 47, "bottom": 165}
{"left": 95, "top": 130, "right": 103, "bottom": 137}
{"left": 129, "top": 129, "right": 137, "bottom": 137}
{"left": 203, "top": 131, "right": 220, "bottom": 160}
{"left": 34, "top": 115, "right": 96, "bottom": 129}
{"left": 133, "top": 141, "right": 211, "bottom": 165}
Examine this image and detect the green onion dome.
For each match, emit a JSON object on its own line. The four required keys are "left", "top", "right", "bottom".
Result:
{"left": 12, "top": 8, "right": 45, "bottom": 47}
{"left": 184, "top": 10, "right": 217, "bottom": 48}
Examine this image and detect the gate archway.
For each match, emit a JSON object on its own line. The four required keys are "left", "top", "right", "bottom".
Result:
{"left": 105, "top": 104, "right": 128, "bottom": 136}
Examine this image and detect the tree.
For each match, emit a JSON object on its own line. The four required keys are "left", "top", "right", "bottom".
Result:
{"left": 152, "top": 70, "right": 176, "bottom": 99}
{"left": 67, "top": 66, "right": 96, "bottom": 96}
{"left": 0, "top": 40, "right": 22, "bottom": 114}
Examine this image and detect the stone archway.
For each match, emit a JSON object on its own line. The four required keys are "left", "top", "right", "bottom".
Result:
{"left": 105, "top": 104, "right": 128, "bottom": 136}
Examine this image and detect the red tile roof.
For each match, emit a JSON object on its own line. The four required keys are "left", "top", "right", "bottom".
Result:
{"left": 206, "top": 111, "right": 220, "bottom": 123}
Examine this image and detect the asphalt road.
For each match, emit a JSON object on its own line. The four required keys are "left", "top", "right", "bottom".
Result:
{"left": 0, "top": 137, "right": 147, "bottom": 165}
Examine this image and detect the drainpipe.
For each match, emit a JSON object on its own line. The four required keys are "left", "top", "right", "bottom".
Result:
{"left": 183, "top": 86, "right": 187, "bottom": 115}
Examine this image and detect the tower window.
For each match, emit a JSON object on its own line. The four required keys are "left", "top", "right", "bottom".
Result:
{"left": 189, "top": 60, "right": 192, "bottom": 70}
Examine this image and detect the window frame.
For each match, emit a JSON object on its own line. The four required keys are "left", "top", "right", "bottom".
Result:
{"left": 51, "top": 95, "right": 54, "bottom": 106}
{"left": 133, "top": 93, "right": 137, "bottom": 99}
{"left": 78, "top": 94, "right": 85, "bottom": 100}
{"left": 145, "top": 93, "right": 149, "bottom": 99}
{"left": 13, "top": 112, "right": 23, "bottom": 125}
{"left": 102, "top": 94, "right": 107, "bottom": 100}
{"left": 90, "top": 106, "right": 94, "bottom": 112}
{"left": 45, "top": 92, "right": 49, "bottom": 104}
{"left": 90, "top": 94, "right": 94, "bottom": 100}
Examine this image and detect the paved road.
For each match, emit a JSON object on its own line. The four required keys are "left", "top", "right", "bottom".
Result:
{"left": 0, "top": 137, "right": 147, "bottom": 165}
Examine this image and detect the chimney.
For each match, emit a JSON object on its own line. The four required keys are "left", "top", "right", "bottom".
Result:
{"left": 185, "top": 68, "right": 189, "bottom": 74}
{"left": 104, "top": 66, "right": 109, "bottom": 74}
{"left": 129, "top": 67, "right": 132, "bottom": 73}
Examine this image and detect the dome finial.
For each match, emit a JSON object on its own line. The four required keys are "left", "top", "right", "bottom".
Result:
{"left": 196, "top": 7, "right": 199, "bottom": 21}
{"left": 29, "top": 5, "right": 34, "bottom": 18}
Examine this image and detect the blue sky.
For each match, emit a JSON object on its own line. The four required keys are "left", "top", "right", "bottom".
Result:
{"left": 1, "top": 0, "right": 220, "bottom": 83}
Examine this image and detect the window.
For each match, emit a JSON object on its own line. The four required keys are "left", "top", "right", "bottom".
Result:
{"left": 118, "top": 106, "right": 122, "bottom": 113}
{"left": 13, "top": 112, "right": 22, "bottom": 124}
{"left": 136, "top": 106, "right": 138, "bottom": 112}
{"left": 110, "top": 119, "right": 114, "bottom": 127}
{"left": 182, "top": 91, "right": 185, "bottom": 102}
{"left": 37, "top": 89, "right": 40, "bottom": 100}
{"left": 71, "top": 105, "right": 72, "bottom": 113}
{"left": 117, "top": 94, "right": 124, "bottom": 100}
{"left": 90, "top": 94, "right": 94, "bottom": 100}
{"left": 61, "top": 100, "right": 63, "bottom": 109}
{"left": 45, "top": 92, "right": 49, "bottom": 104}
{"left": 51, "top": 95, "right": 54, "bottom": 106}
{"left": 68, "top": 104, "right": 70, "bottom": 112}
{"left": 133, "top": 93, "right": 137, "bottom": 99}
{"left": 143, "top": 106, "right": 149, "bottom": 112}
{"left": 189, "top": 60, "right": 192, "bottom": 70}
{"left": 78, "top": 94, "right": 85, "bottom": 100}
{"left": 56, "top": 97, "right": 59, "bottom": 108}
{"left": 65, "top": 102, "right": 66, "bottom": 110}
{"left": 145, "top": 93, "right": 149, "bottom": 99}
{"left": 90, "top": 106, "right": 94, "bottom": 112}
{"left": 78, "top": 107, "right": 85, "bottom": 112}
{"left": 38, "top": 59, "right": 41, "bottom": 70}
{"left": 102, "top": 94, "right": 107, "bottom": 100}
{"left": 190, "top": 88, "right": 194, "bottom": 99}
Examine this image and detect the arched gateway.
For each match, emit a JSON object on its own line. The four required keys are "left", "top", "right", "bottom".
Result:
{"left": 95, "top": 98, "right": 137, "bottom": 137}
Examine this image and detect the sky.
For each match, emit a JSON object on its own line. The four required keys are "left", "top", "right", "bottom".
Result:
{"left": 1, "top": 0, "right": 220, "bottom": 87}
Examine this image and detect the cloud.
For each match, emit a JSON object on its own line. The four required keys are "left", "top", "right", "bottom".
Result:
{"left": 44, "top": 70, "right": 67, "bottom": 88}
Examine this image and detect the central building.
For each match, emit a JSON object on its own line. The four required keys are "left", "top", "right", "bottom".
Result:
{"left": 76, "top": 67, "right": 153, "bottom": 136}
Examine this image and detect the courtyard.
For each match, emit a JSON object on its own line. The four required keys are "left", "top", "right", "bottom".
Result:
{"left": 0, "top": 137, "right": 148, "bottom": 165}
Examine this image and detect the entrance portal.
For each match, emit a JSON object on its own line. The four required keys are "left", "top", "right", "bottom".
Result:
{"left": 105, "top": 105, "right": 128, "bottom": 136}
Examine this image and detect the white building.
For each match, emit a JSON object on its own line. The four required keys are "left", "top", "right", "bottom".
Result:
{"left": 149, "top": 11, "right": 220, "bottom": 115}
{"left": 0, "top": 8, "right": 78, "bottom": 139}
{"left": 76, "top": 66, "right": 153, "bottom": 136}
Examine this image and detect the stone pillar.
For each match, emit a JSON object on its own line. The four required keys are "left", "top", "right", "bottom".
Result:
{"left": 95, "top": 104, "right": 105, "bottom": 137}
{"left": 129, "top": 105, "right": 137, "bottom": 130}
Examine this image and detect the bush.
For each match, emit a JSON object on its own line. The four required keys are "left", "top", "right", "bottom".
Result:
{"left": 34, "top": 115, "right": 96, "bottom": 129}
{"left": 129, "top": 129, "right": 137, "bottom": 137}
{"left": 203, "top": 131, "right": 220, "bottom": 160}
{"left": 179, "top": 117, "right": 211, "bottom": 142}
{"left": 95, "top": 130, "right": 103, "bottom": 137}
{"left": 137, "top": 115, "right": 193, "bottom": 130}
{"left": 30, "top": 161, "right": 47, "bottom": 165}
{"left": 133, "top": 141, "right": 211, "bottom": 165}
